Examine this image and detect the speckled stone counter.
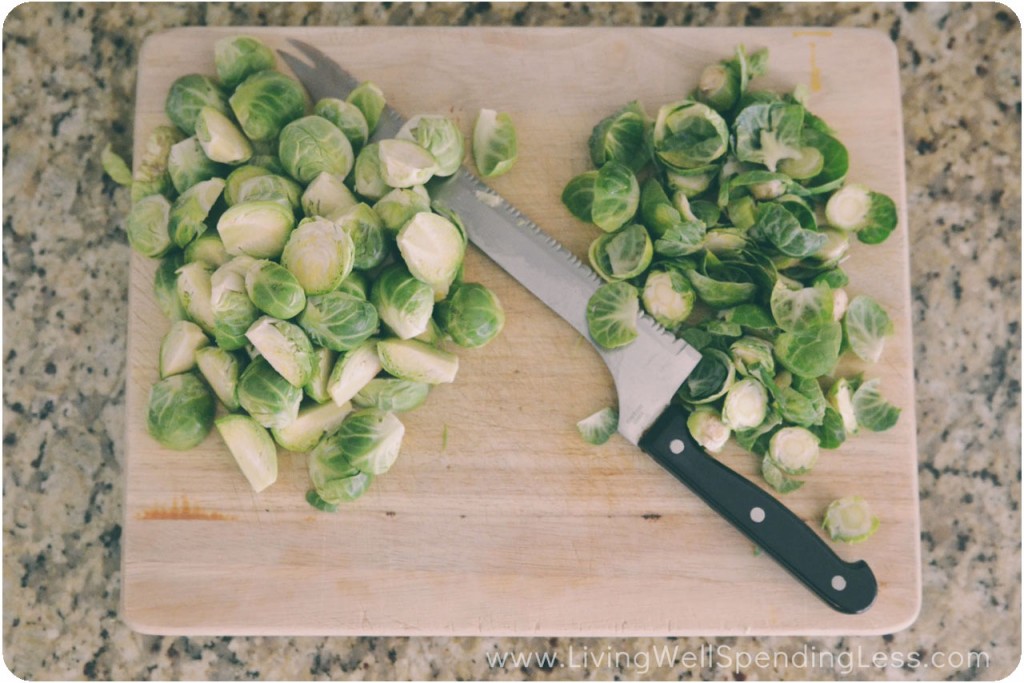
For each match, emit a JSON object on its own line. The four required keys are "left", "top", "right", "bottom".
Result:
{"left": 3, "top": 3, "right": 1020, "bottom": 680}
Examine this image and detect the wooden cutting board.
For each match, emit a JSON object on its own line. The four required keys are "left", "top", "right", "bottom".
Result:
{"left": 122, "top": 27, "right": 920, "bottom": 636}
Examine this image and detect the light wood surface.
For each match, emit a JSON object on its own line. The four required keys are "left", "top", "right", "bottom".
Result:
{"left": 122, "top": 27, "right": 920, "bottom": 636}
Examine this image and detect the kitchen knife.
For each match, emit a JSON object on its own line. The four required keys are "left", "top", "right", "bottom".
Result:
{"left": 280, "top": 39, "right": 878, "bottom": 614}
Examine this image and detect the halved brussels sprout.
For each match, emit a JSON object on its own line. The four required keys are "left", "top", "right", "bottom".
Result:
{"left": 229, "top": 70, "right": 308, "bottom": 142}
{"left": 217, "top": 200, "right": 295, "bottom": 259}
{"left": 653, "top": 220, "right": 707, "bottom": 258}
{"left": 169, "top": 178, "right": 225, "bottom": 248}
{"left": 175, "top": 262, "right": 216, "bottom": 334}
{"left": 214, "top": 35, "right": 276, "bottom": 90}
{"left": 641, "top": 268, "right": 695, "bottom": 329}
{"left": 638, "top": 177, "right": 682, "bottom": 238}
{"left": 279, "top": 115, "right": 355, "bottom": 185}
{"left": 271, "top": 400, "right": 352, "bottom": 453}
{"left": 398, "top": 115, "right": 465, "bottom": 176}
{"left": 377, "top": 139, "right": 438, "bottom": 188}
{"left": 373, "top": 187, "right": 431, "bottom": 232}
{"left": 210, "top": 255, "right": 260, "bottom": 350}
{"left": 195, "top": 345, "right": 243, "bottom": 411}
{"left": 165, "top": 74, "right": 229, "bottom": 136}
{"left": 333, "top": 408, "right": 406, "bottom": 475}
{"left": 436, "top": 282, "right": 505, "bottom": 349}
{"left": 280, "top": 218, "right": 355, "bottom": 294}
{"left": 244, "top": 316, "right": 315, "bottom": 388}
{"left": 346, "top": 81, "right": 386, "bottom": 134}
{"left": 353, "top": 142, "right": 390, "bottom": 200}
{"left": 236, "top": 356, "right": 302, "bottom": 428}
{"left": 822, "top": 496, "right": 879, "bottom": 544}
{"left": 314, "top": 98, "right": 370, "bottom": 152}
{"left": 589, "top": 101, "right": 649, "bottom": 172}
{"left": 154, "top": 253, "right": 188, "bottom": 321}
{"left": 184, "top": 232, "right": 230, "bottom": 269}
{"left": 304, "top": 347, "right": 337, "bottom": 405}
{"left": 126, "top": 194, "right": 173, "bottom": 258}
{"left": 298, "top": 291, "right": 379, "bottom": 352}
{"left": 147, "top": 373, "right": 215, "bottom": 450}
{"left": 131, "top": 126, "right": 183, "bottom": 202}
{"left": 215, "top": 414, "right": 278, "bottom": 492}
{"left": 335, "top": 203, "right": 387, "bottom": 270}
{"left": 588, "top": 223, "right": 653, "bottom": 282}
{"left": 591, "top": 161, "right": 640, "bottom": 233}
{"left": 653, "top": 100, "right": 729, "bottom": 170}
{"left": 396, "top": 211, "right": 465, "bottom": 300}
{"left": 687, "top": 408, "right": 730, "bottom": 454}
{"left": 586, "top": 281, "right": 639, "bottom": 350}
{"left": 159, "top": 320, "right": 209, "bottom": 378}
{"left": 301, "top": 171, "right": 357, "bottom": 220}
{"left": 371, "top": 264, "right": 434, "bottom": 339}
{"left": 195, "top": 107, "right": 253, "bottom": 165}
{"left": 577, "top": 406, "right": 619, "bottom": 445}
{"left": 473, "top": 108, "right": 517, "bottom": 178}
{"left": 168, "top": 137, "right": 228, "bottom": 193}
{"left": 377, "top": 339, "right": 459, "bottom": 384}
{"left": 327, "top": 340, "right": 381, "bottom": 406}
{"left": 244, "top": 259, "right": 306, "bottom": 319}
{"left": 353, "top": 379, "right": 431, "bottom": 413}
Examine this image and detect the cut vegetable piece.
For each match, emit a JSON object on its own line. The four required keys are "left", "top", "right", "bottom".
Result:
{"left": 825, "top": 183, "right": 898, "bottom": 244}
{"left": 721, "top": 378, "right": 768, "bottom": 430}
{"left": 279, "top": 115, "right": 355, "bottom": 185}
{"left": 298, "top": 292, "right": 379, "bottom": 352}
{"left": 591, "top": 161, "right": 640, "bottom": 232}
{"left": 397, "top": 115, "right": 464, "bottom": 177}
{"left": 126, "top": 195, "right": 173, "bottom": 258}
{"left": 217, "top": 200, "right": 296, "bottom": 259}
{"left": 195, "top": 106, "right": 253, "bottom": 164}
{"left": 304, "top": 347, "right": 337, "bottom": 405}
{"left": 843, "top": 295, "right": 894, "bottom": 363}
{"left": 577, "top": 407, "right": 619, "bottom": 445}
{"left": 370, "top": 264, "right": 435, "bottom": 339}
{"left": 354, "top": 379, "right": 431, "bottom": 413}
{"left": 822, "top": 496, "right": 879, "bottom": 543}
{"left": 175, "top": 262, "right": 217, "bottom": 335}
{"left": 396, "top": 211, "right": 465, "bottom": 300}
{"left": 473, "top": 108, "right": 518, "bottom": 178}
{"left": 244, "top": 259, "right": 306, "bottom": 320}
{"left": 159, "top": 320, "right": 209, "bottom": 378}
{"left": 215, "top": 414, "right": 278, "bottom": 492}
{"left": 377, "top": 339, "right": 459, "bottom": 384}
{"left": 280, "top": 218, "right": 355, "bottom": 295}
{"left": 377, "top": 138, "right": 438, "bottom": 188}
{"left": 335, "top": 408, "right": 405, "bottom": 475}
{"left": 327, "top": 340, "right": 382, "bottom": 406}
{"left": 641, "top": 268, "right": 695, "bottom": 329}
{"left": 271, "top": 400, "right": 352, "bottom": 452}
{"left": 767, "top": 426, "right": 819, "bottom": 475}
{"left": 586, "top": 281, "right": 639, "bottom": 350}
{"left": 761, "top": 456, "right": 804, "bottom": 494}
{"left": 195, "top": 346, "right": 243, "bottom": 411}
{"left": 687, "top": 408, "right": 730, "bottom": 454}
{"left": 244, "top": 317, "right": 315, "bottom": 388}
{"left": 827, "top": 377, "right": 859, "bottom": 435}
{"left": 236, "top": 356, "right": 303, "bottom": 428}
{"left": 851, "top": 378, "right": 901, "bottom": 432}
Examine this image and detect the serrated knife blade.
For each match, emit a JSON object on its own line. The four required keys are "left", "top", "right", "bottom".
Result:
{"left": 279, "top": 38, "right": 878, "bottom": 615}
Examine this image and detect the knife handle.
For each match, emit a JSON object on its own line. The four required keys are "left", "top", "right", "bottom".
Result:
{"left": 639, "top": 405, "right": 877, "bottom": 615}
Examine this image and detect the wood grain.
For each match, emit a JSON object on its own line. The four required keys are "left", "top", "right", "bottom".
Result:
{"left": 122, "top": 27, "right": 920, "bottom": 636}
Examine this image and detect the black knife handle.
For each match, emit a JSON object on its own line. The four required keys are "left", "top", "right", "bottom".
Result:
{"left": 639, "top": 405, "right": 877, "bottom": 614}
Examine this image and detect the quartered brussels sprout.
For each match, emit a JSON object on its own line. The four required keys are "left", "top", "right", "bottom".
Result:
{"left": 588, "top": 223, "right": 653, "bottom": 282}
{"left": 229, "top": 70, "right": 308, "bottom": 142}
{"left": 353, "top": 142, "right": 390, "bottom": 200}
{"left": 335, "top": 203, "right": 387, "bottom": 271}
{"left": 175, "top": 261, "right": 217, "bottom": 334}
{"left": 279, "top": 115, "right": 355, "bottom": 185}
{"left": 159, "top": 320, "right": 209, "bottom": 378}
{"left": 168, "top": 137, "right": 228, "bottom": 193}
{"left": 377, "top": 139, "right": 438, "bottom": 188}
{"left": 370, "top": 264, "right": 434, "bottom": 339}
{"left": 333, "top": 408, "right": 406, "bottom": 475}
{"left": 236, "top": 356, "right": 302, "bottom": 428}
{"left": 687, "top": 408, "right": 731, "bottom": 454}
{"left": 244, "top": 316, "right": 315, "bottom": 388}
{"left": 398, "top": 114, "right": 465, "bottom": 176}
{"left": 327, "top": 340, "right": 381, "bottom": 406}
{"left": 215, "top": 414, "right": 279, "bottom": 492}
{"left": 589, "top": 101, "right": 649, "bottom": 172}
{"left": 195, "top": 345, "right": 243, "bottom": 411}
{"left": 354, "top": 379, "right": 431, "bottom": 413}
{"left": 131, "top": 125, "right": 183, "bottom": 202}
{"left": 436, "top": 282, "right": 505, "bottom": 349}
{"left": 271, "top": 400, "right": 352, "bottom": 453}
{"left": 822, "top": 496, "right": 880, "bottom": 544}
{"left": 473, "top": 108, "right": 517, "bottom": 178}
{"left": 373, "top": 187, "right": 430, "bottom": 232}
{"left": 346, "top": 81, "right": 386, "bottom": 134}
{"left": 377, "top": 339, "right": 459, "bottom": 384}
{"left": 396, "top": 211, "right": 465, "bottom": 300}
{"left": 147, "top": 373, "right": 216, "bottom": 450}
{"left": 184, "top": 233, "right": 230, "bottom": 269}
{"left": 244, "top": 259, "right": 307, "bottom": 319}
{"left": 217, "top": 200, "right": 295, "bottom": 259}
{"left": 641, "top": 268, "right": 695, "bottom": 329}
{"left": 653, "top": 101, "right": 729, "bottom": 170}
{"left": 301, "top": 171, "right": 357, "bottom": 220}
{"left": 304, "top": 347, "right": 337, "bottom": 404}
{"left": 280, "top": 218, "right": 355, "bottom": 294}
{"left": 591, "top": 161, "right": 640, "bottom": 233}
{"left": 577, "top": 406, "right": 619, "bottom": 445}
{"left": 126, "top": 194, "right": 173, "bottom": 258}
{"left": 169, "top": 178, "right": 225, "bottom": 248}
{"left": 210, "top": 255, "right": 260, "bottom": 350}
{"left": 154, "top": 253, "right": 188, "bottom": 321}
{"left": 314, "top": 98, "right": 370, "bottom": 151}
{"left": 214, "top": 35, "right": 276, "bottom": 90}
{"left": 298, "top": 291, "right": 379, "bottom": 352}
{"left": 586, "top": 281, "right": 639, "bottom": 350}
{"left": 195, "top": 107, "right": 253, "bottom": 165}
{"left": 165, "top": 74, "right": 229, "bottom": 136}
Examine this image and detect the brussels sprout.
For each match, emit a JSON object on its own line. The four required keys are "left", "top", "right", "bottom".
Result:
{"left": 436, "top": 282, "right": 505, "bottom": 349}
{"left": 353, "top": 379, "right": 431, "bottom": 413}
{"left": 825, "top": 183, "right": 898, "bottom": 244}
{"left": 767, "top": 426, "right": 819, "bottom": 475}
{"left": 761, "top": 455, "right": 804, "bottom": 494}
{"left": 165, "top": 74, "right": 229, "bottom": 136}
{"left": 333, "top": 408, "right": 406, "bottom": 475}
{"left": 327, "top": 340, "right": 382, "bottom": 406}
{"left": 335, "top": 271, "right": 369, "bottom": 300}
{"left": 696, "top": 60, "right": 741, "bottom": 113}
{"left": 229, "top": 70, "right": 308, "bottom": 142}
{"left": 217, "top": 200, "right": 295, "bottom": 259}
{"left": 353, "top": 142, "right": 390, "bottom": 200}
{"left": 214, "top": 35, "right": 276, "bottom": 90}
{"left": 304, "top": 347, "right": 337, "bottom": 404}
{"left": 733, "top": 101, "right": 804, "bottom": 171}
{"left": 314, "top": 98, "right": 370, "bottom": 152}
{"left": 194, "top": 107, "right": 252, "bottom": 165}
{"left": 298, "top": 291, "right": 379, "bottom": 352}
{"left": 135, "top": 125, "right": 184, "bottom": 189}
{"left": 653, "top": 101, "right": 729, "bottom": 170}
{"left": 377, "top": 339, "right": 459, "bottom": 384}
{"left": 236, "top": 356, "right": 302, "bottom": 428}
{"left": 591, "top": 161, "right": 640, "bottom": 233}
{"left": 168, "top": 178, "right": 225, "bottom": 248}
{"left": 371, "top": 264, "right": 434, "bottom": 339}
{"left": 586, "top": 281, "right": 639, "bottom": 350}
{"left": 159, "top": 320, "right": 209, "bottom": 378}
{"left": 377, "top": 139, "right": 438, "bottom": 188}
{"left": 244, "top": 259, "right": 307, "bottom": 319}
{"left": 175, "top": 262, "right": 216, "bottom": 334}
{"left": 588, "top": 223, "right": 653, "bottom": 282}
{"left": 774, "top": 322, "right": 842, "bottom": 379}
{"left": 577, "top": 406, "right": 619, "bottom": 445}
{"left": 195, "top": 346, "right": 243, "bottom": 411}
{"left": 729, "top": 336, "right": 775, "bottom": 376}
{"left": 234, "top": 173, "right": 303, "bottom": 210}
{"left": 306, "top": 488, "right": 340, "bottom": 511}
{"left": 280, "top": 218, "right": 355, "bottom": 294}
{"left": 154, "top": 253, "right": 188, "bottom": 321}
{"left": 842, "top": 295, "right": 893, "bottom": 363}
{"left": 184, "top": 233, "right": 230, "bottom": 269}
{"left": 223, "top": 165, "right": 271, "bottom": 206}
{"left": 396, "top": 212, "right": 465, "bottom": 300}
{"left": 822, "top": 496, "right": 879, "bottom": 544}
{"left": 561, "top": 171, "right": 597, "bottom": 223}
{"left": 210, "top": 255, "right": 260, "bottom": 350}
{"left": 641, "top": 268, "right": 695, "bottom": 328}
{"left": 721, "top": 378, "right": 768, "bottom": 430}
{"left": 826, "top": 377, "right": 858, "bottom": 435}
{"left": 244, "top": 316, "right": 315, "bottom": 388}
{"left": 334, "top": 204, "right": 387, "bottom": 270}
{"left": 101, "top": 143, "right": 133, "bottom": 186}
{"left": 167, "top": 137, "right": 228, "bottom": 194}
{"left": 146, "top": 373, "right": 215, "bottom": 450}
{"left": 398, "top": 115, "right": 465, "bottom": 176}
{"left": 687, "top": 408, "right": 730, "bottom": 454}
{"left": 373, "top": 187, "right": 431, "bottom": 232}
{"left": 308, "top": 450, "right": 373, "bottom": 505}
{"left": 851, "top": 378, "right": 900, "bottom": 432}
{"left": 678, "top": 348, "right": 736, "bottom": 404}
{"left": 589, "top": 101, "right": 649, "bottom": 172}
{"left": 279, "top": 115, "right": 355, "bottom": 185}
{"left": 215, "top": 414, "right": 278, "bottom": 492}
{"left": 414, "top": 318, "right": 445, "bottom": 346}
{"left": 125, "top": 194, "right": 173, "bottom": 257}
{"left": 271, "top": 399, "right": 352, "bottom": 453}
{"left": 301, "top": 171, "right": 358, "bottom": 220}
{"left": 346, "top": 81, "right": 386, "bottom": 134}
{"left": 473, "top": 108, "right": 517, "bottom": 178}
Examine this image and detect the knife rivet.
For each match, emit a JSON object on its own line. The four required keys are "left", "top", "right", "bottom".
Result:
{"left": 749, "top": 507, "right": 766, "bottom": 523}
{"left": 669, "top": 439, "right": 685, "bottom": 454}
{"left": 832, "top": 575, "right": 847, "bottom": 591}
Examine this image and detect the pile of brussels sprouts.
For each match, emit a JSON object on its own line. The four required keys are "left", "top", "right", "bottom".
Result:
{"left": 564, "top": 47, "right": 900, "bottom": 542}
{"left": 106, "top": 35, "right": 510, "bottom": 511}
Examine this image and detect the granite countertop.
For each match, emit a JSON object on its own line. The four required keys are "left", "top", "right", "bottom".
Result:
{"left": 3, "top": 2, "right": 1020, "bottom": 680}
